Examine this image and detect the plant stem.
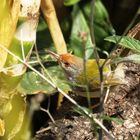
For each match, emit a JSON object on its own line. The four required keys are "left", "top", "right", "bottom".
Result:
{"left": 34, "top": 43, "right": 55, "bottom": 83}
{"left": 103, "top": 7, "right": 140, "bottom": 67}
{"left": 0, "top": 43, "right": 81, "bottom": 109}
{"left": 41, "top": 0, "right": 67, "bottom": 54}
{"left": 93, "top": 117, "right": 115, "bottom": 140}
{"left": 82, "top": 34, "right": 92, "bottom": 110}
{"left": 0, "top": 43, "right": 116, "bottom": 140}
{"left": 40, "top": 107, "right": 55, "bottom": 123}
{"left": 90, "top": 0, "right": 99, "bottom": 64}
{"left": 89, "top": 0, "right": 105, "bottom": 139}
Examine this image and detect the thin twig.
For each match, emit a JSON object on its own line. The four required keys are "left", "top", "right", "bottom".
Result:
{"left": 1, "top": 42, "right": 115, "bottom": 140}
{"left": 102, "top": 7, "right": 140, "bottom": 68}
{"left": 80, "top": 32, "right": 92, "bottom": 109}
{"left": 104, "top": 86, "right": 110, "bottom": 104}
{"left": 93, "top": 117, "right": 115, "bottom": 140}
{"left": 40, "top": 107, "right": 55, "bottom": 123}
{"left": 40, "top": 94, "right": 55, "bottom": 123}
{"left": 0, "top": 43, "right": 82, "bottom": 110}
{"left": 20, "top": 29, "right": 26, "bottom": 61}
{"left": 34, "top": 43, "right": 55, "bottom": 83}
{"left": 89, "top": 0, "right": 104, "bottom": 112}
{"left": 36, "top": 126, "right": 51, "bottom": 134}
{"left": 99, "top": 5, "right": 140, "bottom": 115}
{"left": 89, "top": 0, "right": 105, "bottom": 139}
{"left": 90, "top": 0, "right": 100, "bottom": 65}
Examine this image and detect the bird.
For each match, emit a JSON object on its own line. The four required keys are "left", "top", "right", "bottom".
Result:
{"left": 48, "top": 51, "right": 126, "bottom": 97}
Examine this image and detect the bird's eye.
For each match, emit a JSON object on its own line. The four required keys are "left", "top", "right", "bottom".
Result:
{"left": 64, "top": 62, "right": 70, "bottom": 67}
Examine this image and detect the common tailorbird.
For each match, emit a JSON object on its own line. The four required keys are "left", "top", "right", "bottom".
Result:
{"left": 48, "top": 51, "right": 126, "bottom": 97}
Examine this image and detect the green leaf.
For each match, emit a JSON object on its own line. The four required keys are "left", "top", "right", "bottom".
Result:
{"left": 5, "top": 38, "right": 33, "bottom": 67}
{"left": 73, "top": 106, "right": 92, "bottom": 118}
{"left": 4, "top": 94, "right": 27, "bottom": 140}
{"left": 105, "top": 35, "right": 140, "bottom": 53}
{"left": 101, "top": 115, "right": 124, "bottom": 125}
{"left": 18, "top": 66, "right": 71, "bottom": 95}
{"left": 70, "top": 5, "right": 93, "bottom": 59}
{"left": 64, "top": 0, "right": 81, "bottom": 6}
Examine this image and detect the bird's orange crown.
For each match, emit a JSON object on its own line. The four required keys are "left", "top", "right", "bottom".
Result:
{"left": 59, "top": 54, "right": 84, "bottom": 70}
{"left": 59, "top": 54, "right": 76, "bottom": 64}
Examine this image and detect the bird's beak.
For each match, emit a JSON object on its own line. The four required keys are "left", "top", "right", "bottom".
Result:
{"left": 47, "top": 50, "right": 60, "bottom": 60}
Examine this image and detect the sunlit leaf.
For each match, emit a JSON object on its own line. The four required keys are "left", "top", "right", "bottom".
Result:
{"left": 0, "top": 0, "right": 20, "bottom": 69}
{"left": 105, "top": 35, "right": 140, "bottom": 53}
{"left": 4, "top": 94, "right": 27, "bottom": 140}
{"left": 18, "top": 66, "right": 71, "bottom": 95}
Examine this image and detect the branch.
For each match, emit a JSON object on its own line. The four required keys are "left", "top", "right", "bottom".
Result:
{"left": 41, "top": 0, "right": 67, "bottom": 54}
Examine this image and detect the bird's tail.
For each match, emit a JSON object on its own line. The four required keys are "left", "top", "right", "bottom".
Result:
{"left": 105, "top": 63, "right": 127, "bottom": 85}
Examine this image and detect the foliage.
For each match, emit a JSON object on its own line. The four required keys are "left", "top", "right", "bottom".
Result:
{"left": 18, "top": 66, "right": 70, "bottom": 95}
{"left": 105, "top": 35, "right": 140, "bottom": 53}
{"left": 70, "top": 5, "right": 93, "bottom": 58}
{"left": 0, "top": 0, "right": 139, "bottom": 139}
